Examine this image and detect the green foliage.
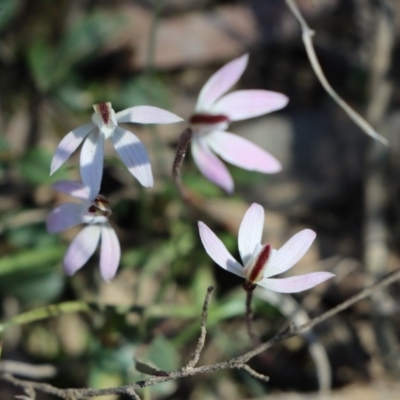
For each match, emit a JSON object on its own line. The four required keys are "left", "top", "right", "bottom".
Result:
{"left": 0, "top": 0, "right": 21, "bottom": 32}
{"left": 88, "top": 343, "right": 135, "bottom": 391}
{"left": 27, "top": 12, "right": 127, "bottom": 92}
{"left": 0, "top": 246, "right": 65, "bottom": 276}
{"left": 17, "top": 147, "right": 67, "bottom": 185}
{"left": 183, "top": 170, "right": 224, "bottom": 198}
{"left": 147, "top": 335, "right": 179, "bottom": 371}
{"left": 113, "top": 75, "right": 170, "bottom": 109}
{"left": 0, "top": 269, "right": 65, "bottom": 305}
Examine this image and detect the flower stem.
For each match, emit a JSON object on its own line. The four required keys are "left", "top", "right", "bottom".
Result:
{"left": 245, "top": 290, "right": 258, "bottom": 344}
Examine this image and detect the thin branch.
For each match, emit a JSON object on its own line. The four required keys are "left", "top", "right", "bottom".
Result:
{"left": 184, "top": 286, "right": 214, "bottom": 370}
{"left": 2, "top": 267, "right": 400, "bottom": 398}
{"left": 14, "top": 381, "right": 37, "bottom": 400}
{"left": 15, "top": 385, "right": 36, "bottom": 400}
{"left": 236, "top": 363, "right": 269, "bottom": 382}
{"left": 284, "top": 0, "right": 388, "bottom": 145}
{"left": 121, "top": 387, "right": 142, "bottom": 400}
{"left": 256, "top": 289, "right": 331, "bottom": 393}
{"left": 0, "top": 361, "right": 56, "bottom": 379}
{"left": 236, "top": 267, "right": 400, "bottom": 363}
{"left": 135, "top": 360, "right": 168, "bottom": 377}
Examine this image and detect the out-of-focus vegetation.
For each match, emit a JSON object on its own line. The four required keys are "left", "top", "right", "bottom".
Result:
{"left": 1, "top": 0, "right": 400, "bottom": 399}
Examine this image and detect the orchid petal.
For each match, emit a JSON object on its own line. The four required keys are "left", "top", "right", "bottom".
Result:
{"left": 198, "top": 222, "right": 244, "bottom": 278}
{"left": 207, "top": 131, "right": 281, "bottom": 174}
{"left": 116, "top": 106, "right": 183, "bottom": 124}
{"left": 50, "top": 123, "right": 94, "bottom": 175}
{"left": 111, "top": 127, "right": 153, "bottom": 187}
{"left": 258, "top": 272, "right": 334, "bottom": 293}
{"left": 213, "top": 90, "right": 289, "bottom": 121}
{"left": 191, "top": 139, "right": 234, "bottom": 193}
{"left": 52, "top": 181, "right": 89, "bottom": 201}
{"left": 264, "top": 229, "right": 317, "bottom": 278}
{"left": 46, "top": 203, "right": 85, "bottom": 233}
{"left": 196, "top": 54, "right": 249, "bottom": 111}
{"left": 80, "top": 131, "right": 104, "bottom": 201}
{"left": 63, "top": 225, "right": 101, "bottom": 276}
{"left": 100, "top": 223, "right": 121, "bottom": 282}
{"left": 238, "top": 203, "right": 265, "bottom": 265}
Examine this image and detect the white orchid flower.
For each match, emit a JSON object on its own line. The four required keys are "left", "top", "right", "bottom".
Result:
{"left": 189, "top": 54, "right": 289, "bottom": 193}
{"left": 198, "top": 203, "right": 334, "bottom": 293}
{"left": 50, "top": 102, "right": 183, "bottom": 199}
{"left": 46, "top": 180, "right": 120, "bottom": 282}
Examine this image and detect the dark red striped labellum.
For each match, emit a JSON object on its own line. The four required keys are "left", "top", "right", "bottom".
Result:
{"left": 189, "top": 113, "right": 229, "bottom": 125}
{"left": 94, "top": 102, "right": 111, "bottom": 125}
{"left": 248, "top": 244, "right": 271, "bottom": 283}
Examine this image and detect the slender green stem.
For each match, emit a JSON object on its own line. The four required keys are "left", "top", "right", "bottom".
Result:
{"left": 0, "top": 300, "right": 200, "bottom": 336}
{"left": 245, "top": 290, "right": 258, "bottom": 344}
{"left": 0, "top": 301, "right": 91, "bottom": 334}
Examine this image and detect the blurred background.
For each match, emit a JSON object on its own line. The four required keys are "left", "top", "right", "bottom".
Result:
{"left": 1, "top": 0, "right": 400, "bottom": 399}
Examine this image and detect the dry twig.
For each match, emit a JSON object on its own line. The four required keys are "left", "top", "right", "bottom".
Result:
{"left": 284, "top": 0, "right": 387, "bottom": 144}
{"left": 2, "top": 268, "right": 400, "bottom": 398}
{"left": 184, "top": 285, "right": 214, "bottom": 370}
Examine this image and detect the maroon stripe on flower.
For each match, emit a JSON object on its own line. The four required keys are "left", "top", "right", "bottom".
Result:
{"left": 248, "top": 244, "right": 271, "bottom": 283}
{"left": 94, "top": 102, "right": 111, "bottom": 125}
{"left": 189, "top": 113, "right": 229, "bottom": 125}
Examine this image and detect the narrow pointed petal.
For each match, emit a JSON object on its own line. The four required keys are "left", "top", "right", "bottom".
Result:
{"left": 116, "top": 106, "right": 183, "bottom": 124}
{"left": 50, "top": 123, "right": 94, "bottom": 175}
{"left": 196, "top": 54, "right": 249, "bottom": 111}
{"left": 198, "top": 221, "right": 244, "bottom": 278}
{"left": 238, "top": 203, "right": 265, "bottom": 265}
{"left": 213, "top": 90, "right": 289, "bottom": 121}
{"left": 264, "top": 229, "right": 317, "bottom": 278}
{"left": 46, "top": 203, "right": 85, "bottom": 233}
{"left": 63, "top": 225, "right": 101, "bottom": 276}
{"left": 258, "top": 272, "right": 334, "bottom": 293}
{"left": 111, "top": 127, "right": 153, "bottom": 187}
{"left": 52, "top": 181, "right": 89, "bottom": 201}
{"left": 207, "top": 131, "right": 281, "bottom": 174}
{"left": 100, "top": 223, "right": 121, "bottom": 282}
{"left": 191, "top": 139, "right": 234, "bottom": 193}
{"left": 80, "top": 132, "right": 104, "bottom": 201}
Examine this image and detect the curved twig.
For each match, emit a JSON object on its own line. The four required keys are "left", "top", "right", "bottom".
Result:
{"left": 284, "top": 0, "right": 387, "bottom": 145}
{"left": 1, "top": 267, "right": 400, "bottom": 398}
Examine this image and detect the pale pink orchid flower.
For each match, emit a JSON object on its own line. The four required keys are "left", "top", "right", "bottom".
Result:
{"left": 46, "top": 180, "right": 120, "bottom": 282}
{"left": 50, "top": 102, "right": 183, "bottom": 200}
{"left": 189, "top": 54, "right": 289, "bottom": 193}
{"left": 198, "top": 203, "right": 334, "bottom": 293}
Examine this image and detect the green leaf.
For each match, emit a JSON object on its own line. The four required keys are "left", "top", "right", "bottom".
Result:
{"left": 190, "top": 266, "right": 215, "bottom": 309}
{"left": 26, "top": 41, "right": 55, "bottom": 91}
{"left": 0, "top": 0, "right": 21, "bottom": 32}
{"left": 183, "top": 170, "right": 223, "bottom": 198}
{"left": 121, "top": 248, "right": 147, "bottom": 270}
{"left": 112, "top": 75, "right": 169, "bottom": 110}
{"left": 0, "top": 246, "right": 65, "bottom": 276}
{"left": 0, "top": 270, "right": 65, "bottom": 306}
{"left": 57, "top": 12, "right": 126, "bottom": 70}
{"left": 7, "top": 224, "right": 58, "bottom": 248}
{"left": 147, "top": 336, "right": 179, "bottom": 371}
{"left": 17, "top": 147, "right": 67, "bottom": 185}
